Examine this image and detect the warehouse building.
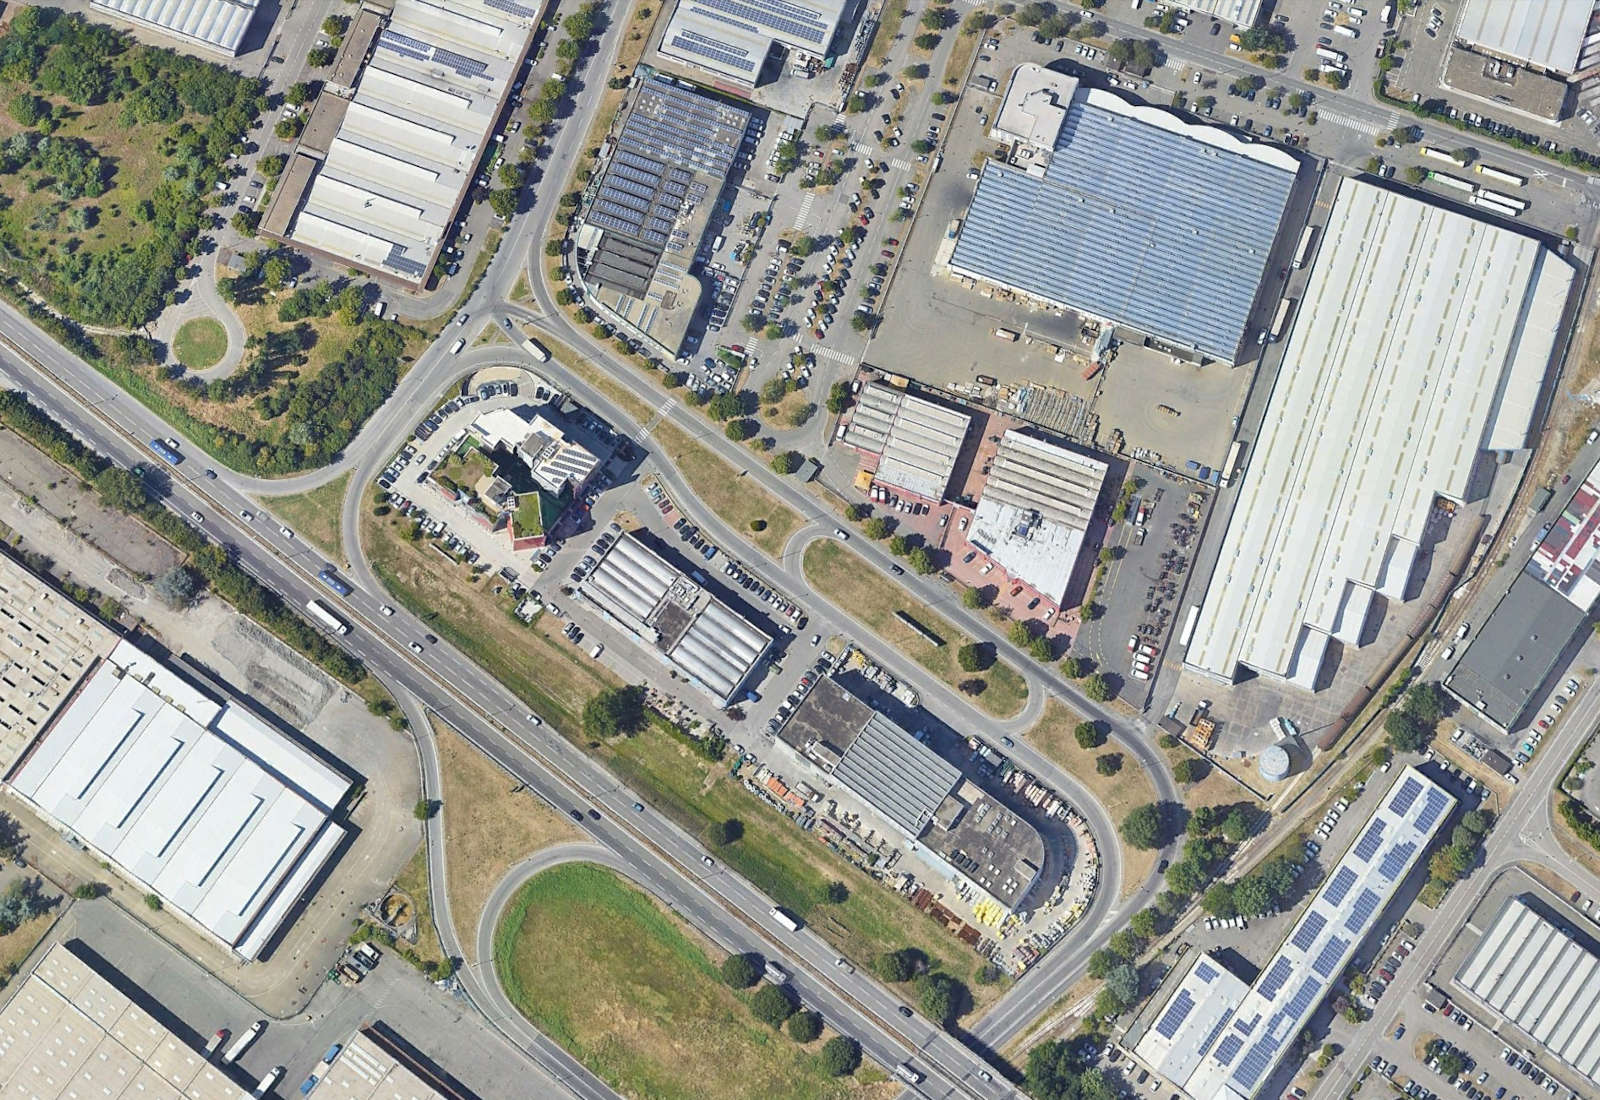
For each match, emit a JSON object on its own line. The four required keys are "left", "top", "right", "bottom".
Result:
{"left": 1181, "top": 0, "right": 1263, "bottom": 26}
{"left": 1525, "top": 452, "right": 1600, "bottom": 608}
{"left": 7, "top": 639, "right": 351, "bottom": 962}
{"left": 951, "top": 65, "right": 1298, "bottom": 365}
{"left": 577, "top": 533, "right": 772, "bottom": 707}
{"left": 968, "top": 430, "right": 1107, "bottom": 610}
{"left": 311, "top": 1025, "right": 470, "bottom": 1100}
{"left": 1186, "top": 177, "right": 1574, "bottom": 689}
{"left": 658, "top": 0, "right": 850, "bottom": 86}
{"left": 89, "top": 0, "right": 259, "bottom": 55}
{"left": 581, "top": 72, "right": 751, "bottom": 352}
{"left": 1175, "top": 768, "right": 1454, "bottom": 1099}
{"left": 0, "top": 559, "right": 118, "bottom": 778}
{"left": 0, "top": 942, "right": 250, "bottom": 1100}
{"left": 1455, "top": 0, "right": 1600, "bottom": 77}
{"left": 1134, "top": 952, "right": 1253, "bottom": 1088}
{"left": 1454, "top": 895, "right": 1600, "bottom": 1087}
{"left": 838, "top": 381, "right": 974, "bottom": 503}
{"left": 264, "top": 0, "right": 537, "bottom": 288}
{"left": 780, "top": 677, "right": 1045, "bottom": 913}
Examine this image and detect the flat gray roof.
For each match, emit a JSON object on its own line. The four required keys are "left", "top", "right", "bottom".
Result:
{"left": 1456, "top": 895, "right": 1600, "bottom": 1086}
{"left": 1445, "top": 572, "right": 1585, "bottom": 730}
{"left": 1456, "top": 0, "right": 1600, "bottom": 74}
{"left": 89, "top": 0, "right": 259, "bottom": 54}
{"left": 951, "top": 77, "right": 1298, "bottom": 364}
{"left": 833, "top": 714, "right": 962, "bottom": 838}
{"left": 659, "top": 0, "right": 848, "bottom": 83}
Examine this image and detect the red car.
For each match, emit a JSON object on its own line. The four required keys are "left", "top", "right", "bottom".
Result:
{"left": 886, "top": 237, "right": 900, "bottom": 246}
{"left": 881, "top": 249, "right": 894, "bottom": 258}
{"left": 1009, "top": 584, "right": 1024, "bottom": 597}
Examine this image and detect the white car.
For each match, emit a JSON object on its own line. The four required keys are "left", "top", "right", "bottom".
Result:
{"left": 525, "top": 713, "right": 542, "bottom": 726}
{"left": 380, "top": 605, "right": 395, "bottom": 616}
{"left": 409, "top": 642, "right": 424, "bottom": 654}
{"left": 239, "top": 509, "right": 253, "bottom": 521}
{"left": 280, "top": 526, "right": 294, "bottom": 538}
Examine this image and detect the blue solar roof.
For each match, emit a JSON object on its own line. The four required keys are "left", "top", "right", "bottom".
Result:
{"left": 1196, "top": 961, "right": 1219, "bottom": 983}
{"left": 1389, "top": 776, "right": 1423, "bottom": 815}
{"left": 1416, "top": 788, "right": 1451, "bottom": 833}
{"left": 1214, "top": 1033, "right": 1245, "bottom": 1066}
{"left": 1324, "top": 866, "right": 1359, "bottom": 906}
{"left": 1155, "top": 989, "right": 1197, "bottom": 1040}
{"left": 1312, "top": 935, "right": 1349, "bottom": 979}
{"left": 1378, "top": 841, "right": 1417, "bottom": 883}
{"left": 1258, "top": 956, "right": 1294, "bottom": 1002}
{"left": 1345, "top": 887, "right": 1381, "bottom": 933}
{"left": 1354, "top": 820, "right": 1386, "bottom": 862}
{"left": 950, "top": 94, "right": 1296, "bottom": 362}
{"left": 1290, "top": 911, "right": 1328, "bottom": 951}
{"left": 1234, "top": 1036, "right": 1281, "bottom": 1090}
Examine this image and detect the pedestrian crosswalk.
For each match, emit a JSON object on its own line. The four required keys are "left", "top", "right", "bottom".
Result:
{"left": 793, "top": 192, "right": 816, "bottom": 231}
{"left": 1318, "top": 110, "right": 1394, "bottom": 137}
{"left": 889, "top": 158, "right": 914, "bottom": 173}
{"left": 811, "top": 344, "right": 857, "bottom": 366}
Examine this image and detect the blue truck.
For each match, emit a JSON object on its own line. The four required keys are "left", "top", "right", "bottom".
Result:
{"left": 148, "top": 438, "right": 182, "bottom": 465}
{"left": 317, "top": 566, "right": 353, "bottom": 598}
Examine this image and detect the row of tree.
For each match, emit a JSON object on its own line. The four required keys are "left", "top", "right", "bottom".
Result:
{"left": 720, "top": 954, "right": 863, "bottom": 1074}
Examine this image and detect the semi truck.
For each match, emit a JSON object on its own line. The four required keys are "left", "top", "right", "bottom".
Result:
{"left": 769, "top": 906, "right": 801, "bottom": 932}
{"left": 253, "top": 1068, "right": 285, "bottom": 1098}
{"left": 1269, "top": 296, "right": 1295, "bottom": 342}
{"left": 522, "top": 337, "right": 550, "bottom": 362}
{"left": 894, "top": 1064, "right": 924, "bottom": 1085}
{"left": 305, "top": 599, "right": 351, "bottom": 636}
{"left": 221, "top": 1021, "right": 264, "bottom": 1066}
{"left": 1292, "top": 224, "right": 1317, "bottom": 269}
{"left": 1475, "top": 163, "right": 1527, "bottom": 186}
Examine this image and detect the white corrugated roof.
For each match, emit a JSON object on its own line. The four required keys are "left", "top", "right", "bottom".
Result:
{"left": 1187, "top": 178, "right": 1573, "bottom": 684}
{"left": 1456, "top": 0, "right": 1600, "bottom": 74}
{"left": 970, "top": 431, "right": 1106, "bottom": 603}
{"left": 841, "top": 383, "right": 972, "bottom": 501}
{"left": 90, "top": 0, "right": 259, "bottom": 54}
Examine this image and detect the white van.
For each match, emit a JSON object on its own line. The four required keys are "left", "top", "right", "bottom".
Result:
{"left": 450, "top": 338, "right": 465, "bottom": 354}
{"left": 589, "top": 642, "right": 604, "bottom": 659}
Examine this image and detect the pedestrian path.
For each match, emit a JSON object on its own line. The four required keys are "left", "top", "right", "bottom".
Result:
{"left": 642, "top": 397, "right": 675, "bottom": 435}
{"left": 811, "top": 344, "right": 856, "bottom": 366}
{"left": 889, "top": 157, "right": 915, "bottom": 172}
{"left": 1318, "top": 109, "right": 1393, "bottom": 137}
{"left": 793, "top": 192, "right": 816, "bottom": 232}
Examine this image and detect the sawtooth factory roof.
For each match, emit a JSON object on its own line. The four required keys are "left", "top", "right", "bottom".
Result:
{"left": 1187, "top": 177, "right": 1574, "bottom": 689}
{"left": 7, "top": 640, "right": 350, "bottom": 961}
{"left": 273, "top": 0, "right": 537, "bottom": 286}
{"left": 578, "top": 533, "right": 771, "bottom": 706}
{"left": 950, "top": 65, "right": 1299, "bottom": 364}
{"left": 839, "top": 381, "right": 973, "bottom": 501}
{"left": 1455, "top": 895, "right": 1600, "bottom": 1087}
{"left": 89, "top": 0, "right": 259, "bottom": 54}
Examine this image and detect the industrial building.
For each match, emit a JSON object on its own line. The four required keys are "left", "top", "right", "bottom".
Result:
{"left": 263, "top": 0, "right": 537, "bottom": 288}
{"left": 1180, "top": 0, "right": 1263, "bottom": 26}
{"left": 1455, "top": 0, "right": 1600, "bottom": 77}
{"left": 577, "top": 533, "right": 772, "bottom": 707}
{"left": 1165, "top": 768, "right": 1453, "bottom": 1099}
{"left": 950, "top": 65, "right": 1298, "bottom": 365}
{"left": 89, "top": 0, "right": 259, "bottom": 55}
{"left": 0, "top": 559, "right": 118, "bottom": 777}
{"left": 0, "top": 942, "right": 251, "bottom": 1100}
{"left": 578, "top": 73, "right": 751, "bottom": 353}
{"left": 780, "top": 677, "right": 1045, "bottom": 914}
{"left": 1454, "top": 895, "right": 1600, "bottom": 1088}
{"left": 658, "top": 0, "right": 850, "bottom": 85}
{"left": 838, "top": 381, "right": 974, "bottom": 502}
{"left": 1526, "top": 452, "right": 1600, "bottom": 607}
{"left": 312, "top": 1026, "right": 469, "bottom": 1100}
{"left": 7, "top": 639, "right": 351, "bottom": 962}
{"left": 968, "top": 430, "right": 1107, "bottom": 610}
{"left": 1187, "top": 177, "right": 1574, "bottom": 689}
{"left": 1134, "top": 953, "right": 1253, "bottom": 1087}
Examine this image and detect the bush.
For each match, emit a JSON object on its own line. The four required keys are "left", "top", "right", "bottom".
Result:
{"left": 787, "top": 1009, "right": 823, "bottom": 1043}
{"left": 819, "top": 1036, "right": 862, "bottom": 1076}
{"left": 721, "top": 952, "right": 762, "bottom": 988}
{"left": 1096, "top": 753, "right": 1122, "bottom": 776}
{"left": 1084, "top": 673, "right": 1115, "bottom": 702}
{"left": 1074, "top": 721, "right": 1103, "bottom": 749}
{"left": 1121, "top": 803, "right": 1166, "bottom": 850}
{"left": 143, "top": 892, "right": 163, "bottom": 911}
{"left": 412, "top": 799, "right": 437, "bottom": 820}
{"left": 751, "top": 983, "right": 797, "bottom": 1027}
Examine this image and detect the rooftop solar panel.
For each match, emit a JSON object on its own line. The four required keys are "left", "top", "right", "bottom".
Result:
{"left": 1258, "top": 956, "right": 1294, "bottom": 1002}
{"left": 1313, "top": 935, "right": 1349, "bottom": 979}
{"left": 1416, "top": 788, "right": 1451, "bottom": 833}
{"left": 1195, "top": 961, "right": 1218, "bottom": 983}
{"left": 1285, "top": 976, "right": 1323, "bottom": 1019}
{"left": 1234, "top": 1041, "right": 1277, "bottom": 1088}
{"left": 1213, "top": 1033, "right": 1245, "bottom": 1066}
{"left": 1345, "top": 888, "right": 1381, "bottom": 933}
{"left": 484, "top": 0, "right": 539, "bottom": 14}
{"left": 1354, "top": 820, "right": 1386, "bottom": 862}
{"left": 1154, "top": 989, "right": 1197, "bottom": 1040}
{"left": 1389, "top": 776, "right": 1423, "bottom": 815}
{"left": 1290, "top": 911, "right": 1327, "bottom": 952}
{"left": 1324, "top": 866, "right": 1359, "bottom": 907}
{"left": 434, "top": 47, "right": 489, "bottom": 79}
{"left": 1377, "top": 841, "right": 1416, "bottom": 883}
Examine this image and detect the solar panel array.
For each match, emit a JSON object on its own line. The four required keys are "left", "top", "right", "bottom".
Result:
{"left": 949, "top": 92, "right": 1297, "bottom": 363}
{"left": 1154, "top": 989, "right": 1197, "bottom": 1040}
{"left": 688, "top": 0, "right": 833, "bottom": 44}
{"left": 1195, "top": 961, "right": 1218, "bottom": 983}
{"left": 660, "top": 0, "right": 846, "bottom": 83}
{"left": 667, "top": 28, "right": 761, "bottom": 74}
{"left": 1181, "top": 769, "right": 1456, "bottom": 1100}
{"left": 485, "top": 0, "right": 538, "bottom": 14}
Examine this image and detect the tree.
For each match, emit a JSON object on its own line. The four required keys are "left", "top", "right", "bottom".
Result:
{"left": 1435, "top": 1047, "right": 1467, "bottom": 1079}
{"left": 902, "top": 63, "right": 930, "bottom": 80}
{"left": 707, "top": 818, "right": 742, "bottom": 845}
{"left": 412, "top": 799, "right": 436, "bottom": 820}
{"left": 1385, "top": 709, "right": 1430, "bottom": 751}
{"left": 581, "top": 685, "right": 646, "bottom": 739}
{"left": 0, "top": 878, "right": 49, "bottom": 934}
{"left": 1173, "top": 757, "right": 1206, "bottom": 784}
{"left": 706, "top": 392, "right": 741, "bottom": 421}
{"left": 824, "top": 880, "right": 849, "bottom": 903}
{"left": 771, "top": 451, "right": 802, "bottom": 475}
{"left": 1404, "top": 165, "right": 1428, "bottom": 185}
{"left": 489, "top": 188, "right": 519, "bottom": 219}
{"left": 1222, "top": 808, "right": 1255, "bottom": 844}
{"left": 820, "top": 1036, "right": 862, "bottom": 1076}
{"left": 889, "top": 535, "right": 912, "bottom": 558}
{"left": 1061, "top": 656, "right": 1089, "bottom": 678}
{"left": 1074, "top": 721, "right": 1103, "bottom": 749}
{"left": 875, "top": 948, "right": 919, "bottom": 983}
{"left": 285, "top": 81, "right": 316, "bottom": 106}
{"left": 1121, "top": 804, "right": 1165, "bottom": 850}
{"left": 1084, "top": 673, "right": 1115, "bottom": 702}
{"left": 962, "top": 586, "right": 985, "bottom": 610}
{"left": 153, "top": 565, "right": 202, "bottom": 608}
{"left": 1104, "top": 962, "right": 1139, "bottom": 1009}
{"left": 307, "top": 45, "right": 335, "bottom": 67}
{"left": 1129, "top": 908, "right": 1162, "bottom": 940}
{"left": 8, "top": 92, "right": 48, "bottom": 128}
{"left": 845, "top": 502, "right": 869, "bottom": 521}
{"left": 94, "top": 467, "right": 147, "bottom": 512}
{"left": 751, "top": 983, "right": 797, "bottom": 1027}
{"left": 958, "top": 643, "right": 989, "bottom": 672}
{"left": 826, "top": 381, "right": 850, "bottom": 414}
{"left": 1404, "top": 681, "right": 1445, "bottom": 725}
{"left": 1086, "top": 948, "right": 1120, "bottom": 979}
{"left": 918, "top": 971, "right": 968, "bottom": 1026}
{"left": 1234, "top": 875, "right": 1275, "bottom": 917}
{"left": 907, "top": 547, "right": 935, "bottom": 575}
{"left": 724, "top": 418, "right": 757, "bottom": 442}
{"left": 863, "top": 516, "right": 891, "bottom": 539}
{"left": 721, "top": 952, "right": 762, "bottom": 988}
{"left": 788, "top": 1009, "right": 823, "bottom": 1042}
{"left": 1202, "top": 883, "right": 1237, "bottom": 918}
{"left": 1167, "top": 859, "right": 1208, "bottom": 895}
{"left": 910, "top": 138, "right": 935, "bottom": 155}
{"left": 1096, "top": 753, "right": 1122, "bottom": 776}
{"left": 1009, "top": 620, "right": 1035, "bottom": 647}
{"left": 262, "top": 255, "right": 292, "bottom": 290}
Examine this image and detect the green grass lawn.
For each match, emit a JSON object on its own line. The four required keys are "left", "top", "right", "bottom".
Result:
{"left": 258, "top": 472, "right": 350, "bottom": 560}
{"left": 173, "top": 318, "right": 229, "bottom": 370}
{"left": 493, "top": 862, "right": 880, "bottom": 1100}
{"left": 652, "top": 419, "right": 804, "bottom": 559}
{"left": 803, "top": 540, "right": 1030, "bottom": 718}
